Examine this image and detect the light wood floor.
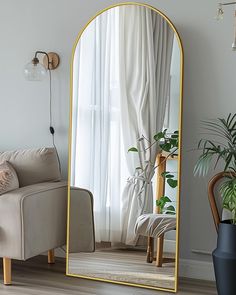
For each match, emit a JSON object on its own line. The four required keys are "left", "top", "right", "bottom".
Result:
{"left": 69, "top": 248, "right": 175, "bottom": 289}
{"left": 0, "top": 256, "right": 217, "bottom": 295}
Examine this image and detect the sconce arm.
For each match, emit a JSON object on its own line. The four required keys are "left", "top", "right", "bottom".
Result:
{"left": 34, "top": 51, "right": 50, "bottom": 69}
{"left": 219, "top": 1, "right": 236, "bottom": 6}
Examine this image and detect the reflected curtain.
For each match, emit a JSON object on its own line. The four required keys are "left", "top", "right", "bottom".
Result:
{"left": 119, "top": 6, "right": 174, "bottom": 245}
{"left": 71, "top": 6, "right": 174, "bottom": 246}
{"left": 71, "top": 8, "right": 128, "bottom": 243}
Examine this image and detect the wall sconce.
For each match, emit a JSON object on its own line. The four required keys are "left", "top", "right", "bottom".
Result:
{"left": 24, "top": 51, "right": 60, "bottom": 81}
{"left": 216, "top": 2, "right": 236, "bottom": 50}
{"left": 24, "top": 51, "right": 61, "bottom": 168}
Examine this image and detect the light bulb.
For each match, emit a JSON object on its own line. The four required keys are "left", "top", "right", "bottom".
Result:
{"left": 232, "top": 41, "right": 236, "bottom": 50}
{"left": 215, "top": 4, "right": 224, "bottom": 21}
{"left": 24, "top": 58, "right": 47, "bottom": 81}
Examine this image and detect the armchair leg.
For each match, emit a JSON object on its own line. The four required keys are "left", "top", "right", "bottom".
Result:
{"left": 156, "top": 234, "right": 164, "bottom": 267}
{"left": 48, "top": 249, "right": 55, "bottom": 264}
{"left": 3, "top": 258, "right": 11, "bottom": 285}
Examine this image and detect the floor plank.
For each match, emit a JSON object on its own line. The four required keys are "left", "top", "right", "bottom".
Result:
{"left": 0, "top": 256, "right": 217, "bottom": 295}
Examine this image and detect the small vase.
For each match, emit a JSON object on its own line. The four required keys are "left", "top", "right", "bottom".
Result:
{"left": 213, "top": 220, "right": 236, "bottom": 295}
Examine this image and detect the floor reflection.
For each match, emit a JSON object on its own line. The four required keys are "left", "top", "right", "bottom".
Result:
{"left": 68, "top": 246, "right": 175, "bottom": 289}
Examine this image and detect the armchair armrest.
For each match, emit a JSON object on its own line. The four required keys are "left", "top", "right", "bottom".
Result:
{"left": 0, "top": 181, "right": 68, "bottom": 260}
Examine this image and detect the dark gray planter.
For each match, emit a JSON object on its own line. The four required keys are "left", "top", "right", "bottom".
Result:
{"left": 213, "top": 220, "right": 236, "bottom": 295}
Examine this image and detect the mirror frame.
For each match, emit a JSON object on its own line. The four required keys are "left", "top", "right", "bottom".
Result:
{"left": 66, "top": 2, "right": 184, "bottom": 293}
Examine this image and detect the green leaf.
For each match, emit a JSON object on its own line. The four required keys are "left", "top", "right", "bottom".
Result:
{"left": 167, "top": 179, "right": 178, "bottom": 188}
{"left": 161, "top": 171, "right": 170, "bottom": 177}
{"left": 161, "top": 172, "right": 174, "bottom": 179}
{"left": 156, "top": 196, "right": 172, "bottom": 212}
{"left": 162, "top": 196, "right": 172, "bottom": 203}
{"left": 165, "top": 205, "right": 176, "bottom": 215}
{"left": 163, "top": 129, "right": 168, "bottom": 135}
{"left": 194, "top": 152, "right": 214, "bottom": 177}
{"left": 156, "top": 198, "right": 166, "bottom": 213}
{"left": 156, "top": 195, "right": 175, "bottom": 214}
{"left": 170, "top": 138, "right": 178, "bottom": 146}
{"left": 154, "top": 132, "right": 164, "bottom": 141}
{"left": 166, "top": 174, "right": 175, "bottom": 179}
{"left": 166, "top": 205, "right": 175, "bottom": 211}
{"left": 128, "top": 147, "right": 138, "bottom": 152}
{"left": 160, "top": 142, "right": 172, "bottom": 152}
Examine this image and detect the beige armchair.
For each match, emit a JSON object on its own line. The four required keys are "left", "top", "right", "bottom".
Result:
{"left": 0, "top": 148, "right": 67, "bottom": 285}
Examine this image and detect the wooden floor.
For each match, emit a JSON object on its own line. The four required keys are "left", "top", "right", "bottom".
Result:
{"left": 0, "top": 256, "right": 217, "bottom": 295}
{"left": 69, "top": 248, "right": 175, "bottom": 289}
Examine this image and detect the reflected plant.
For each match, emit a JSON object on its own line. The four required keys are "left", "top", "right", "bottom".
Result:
{"left": 157, "top": 171, "right": 177, "bottom": 215}
{"left": 128, "top": 129, "right": 179, "bottom": 156}
{"left": 128, "top": 129, "right": 179, "bottom": 215}
{"left": 156, "top": 196, "right": 175, "bottom": 215}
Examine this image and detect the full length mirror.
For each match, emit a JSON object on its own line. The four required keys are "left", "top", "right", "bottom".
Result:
{"left": 67, "top": 3, "right": 183, "bottom": 292}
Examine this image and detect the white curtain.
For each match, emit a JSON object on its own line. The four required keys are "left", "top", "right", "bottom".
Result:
{"left": 119, "top": 6, "right": 174, "bottom": 245}
{"left": 71, "top": 8, "right": 129, "bottom": 243}
{"left": 71, "top": 6, "right": 174, "bottom": 245}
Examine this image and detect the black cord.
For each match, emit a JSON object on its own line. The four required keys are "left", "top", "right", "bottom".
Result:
{"left": 49, "top": 69, "right": 53, "bottom": 132}
{"left": 49, "top": 69, "right": 62, "bottom": 174}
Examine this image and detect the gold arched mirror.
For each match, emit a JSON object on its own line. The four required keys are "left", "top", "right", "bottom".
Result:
{"left": 67, "top": 2, "right": 183, "bottom": 292}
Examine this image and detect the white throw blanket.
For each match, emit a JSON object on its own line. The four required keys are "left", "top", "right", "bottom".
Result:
{"left": 135, "top": 213, "right": 176, "bottom": 237}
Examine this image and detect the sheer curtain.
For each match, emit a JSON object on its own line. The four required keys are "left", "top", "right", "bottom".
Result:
{"left": 71, "top": 6, "right": 174, "bottom": 245}
{"left": 71, "top": 8, "right": 128, "bottom": 243}
{"left": 119, "top": 6, "right": 174, "bottom": 245}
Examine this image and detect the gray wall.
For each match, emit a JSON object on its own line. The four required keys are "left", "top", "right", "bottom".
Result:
{"left": 0, "top": 0, "right": 235, "bottom": 269}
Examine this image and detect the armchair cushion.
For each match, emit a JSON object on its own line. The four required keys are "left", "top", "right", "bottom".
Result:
{"left": 0, "top": 161, "right": 19, "bottom": 195}
{"left": 0, "top": 148, "right": 61, "bottom": 187}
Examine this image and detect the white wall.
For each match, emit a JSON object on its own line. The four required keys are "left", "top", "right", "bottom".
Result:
{"left": 0, "top": 0, "right": 235, "bottom": 279}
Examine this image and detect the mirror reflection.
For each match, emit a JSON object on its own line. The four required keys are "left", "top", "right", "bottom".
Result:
{"left": 68, "top": 3, "right": 182, "bottom": 291}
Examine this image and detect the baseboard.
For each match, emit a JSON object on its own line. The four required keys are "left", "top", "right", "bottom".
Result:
{"left": 179, "top": 259, "right": 215, "bottom": 281}
{"left": 56, "top": 243, "right": 176, "bottom": 256}
{"left": 55, "top": 247, "right": 66, "bottom": 258}
{"left": 164, "top": 239, "right": 176, "bottom": 253}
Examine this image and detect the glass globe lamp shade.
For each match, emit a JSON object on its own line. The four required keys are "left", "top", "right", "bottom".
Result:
{"left": 232, "top": 41, "right": 236, "bottom": 51}
{"left": 215, "top": 5, "right": 224, "bottom": 21}
{"left": 24, "top": 59, "right": 47, "bottom": 81}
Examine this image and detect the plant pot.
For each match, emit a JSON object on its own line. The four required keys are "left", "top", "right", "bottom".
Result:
{"left": 213, "top": 220, "right": 236, "bottom": 295}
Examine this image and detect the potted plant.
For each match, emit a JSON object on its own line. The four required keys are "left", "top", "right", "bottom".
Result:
{"left": 194, "top": 113, "right": 236, "bottom": 295}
